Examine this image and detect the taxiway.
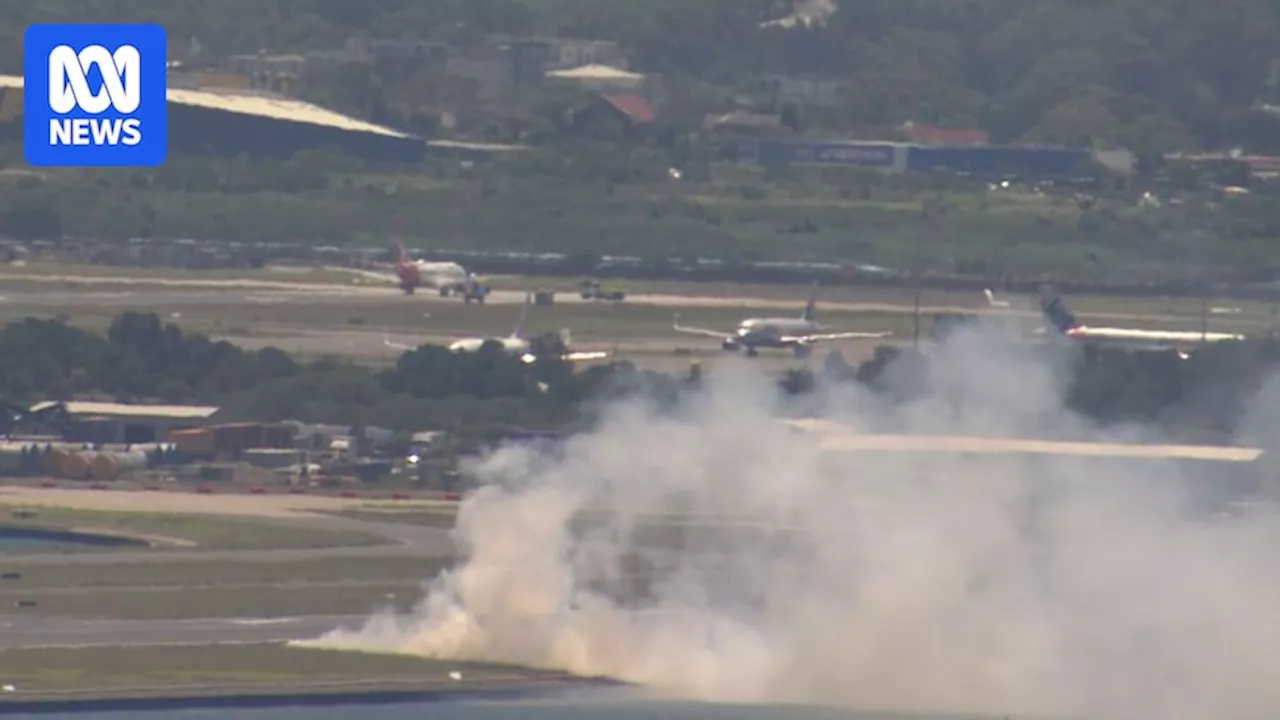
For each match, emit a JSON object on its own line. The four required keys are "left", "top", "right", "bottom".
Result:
{"left": 0, "top": 614, "right": 369, "bottom": 650}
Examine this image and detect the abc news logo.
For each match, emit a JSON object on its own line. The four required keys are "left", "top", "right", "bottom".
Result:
{"left": 24, "top": 23, "right": 166, "bottom": 167}
{"left": 47, "top": 44, "right": 143, "bottom": 147}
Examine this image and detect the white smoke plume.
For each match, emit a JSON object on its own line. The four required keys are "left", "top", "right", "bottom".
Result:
{"left": 309, "top": 326, "right": 1280, "bottom": 719}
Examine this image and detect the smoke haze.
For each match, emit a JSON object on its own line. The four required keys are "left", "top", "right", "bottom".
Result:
{"left": 307, "top": 327, "right": 1280, "bottom": 719}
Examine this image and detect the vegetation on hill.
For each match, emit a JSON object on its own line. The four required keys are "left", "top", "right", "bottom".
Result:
{"left": 2, "top": 312, "right": 1280, "bottom": 446}
{"left": 1, "top": 1, "right": 1278, "bottom": 277}
{"left": 4, "top": 0, "right": 1278, "bottom": 150}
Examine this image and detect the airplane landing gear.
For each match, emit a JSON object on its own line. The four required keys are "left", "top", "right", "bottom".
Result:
{"left": 744, "top": 346, "right": 759, "bottom": 357}
{"left": 793, "top": 344, "right": 812, "bottom": 359}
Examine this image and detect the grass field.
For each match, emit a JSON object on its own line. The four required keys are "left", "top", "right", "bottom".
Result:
{"left": 0, "top": 643, "right": 564, "bottom": 695}
{"left": 330, "top": 508, "right": 458, "bottom": 529}
{"left": 0, "top": 505, "right": 388, "bottom": 552}
{"left": 0, "top": 556, "right": 447, "bottom": 589}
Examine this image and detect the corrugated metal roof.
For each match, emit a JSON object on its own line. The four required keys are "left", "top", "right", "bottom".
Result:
{"left": 428, "top": 139, "right": 528, "bottom": 152}
{"left": 30, "top": 401, "right": 220, "bottom": 419}
{"left": 783, "top": 418, "right": 1263, "bottom": 462}
{"left": 0, "top": 74, "right": 412, "bottom": 139}
{"left": 547, "top": 64, "right": 642, "bottom": 81}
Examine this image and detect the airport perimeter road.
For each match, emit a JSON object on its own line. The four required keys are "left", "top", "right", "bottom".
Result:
{"left": 0, "top": 614, "right": 369, "bottom": 649}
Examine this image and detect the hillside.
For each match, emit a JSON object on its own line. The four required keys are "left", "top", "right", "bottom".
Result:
{"left": 1, "top": 0, "right": 1277, "bottom": 152}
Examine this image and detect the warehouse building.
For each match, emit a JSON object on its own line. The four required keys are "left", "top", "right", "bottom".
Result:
{"left": 31, "top": 401, "right": 222, "bottom": 445}
{"left": 0, "top": 75, "right": 424, "bottom": 163}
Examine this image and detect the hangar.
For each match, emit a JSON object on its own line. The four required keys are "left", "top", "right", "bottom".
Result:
{"left": 30, "top": 400, "right": 222, "bottom": 445}
{"left": 0, "top": 75, "right": 425, "bottom": 163}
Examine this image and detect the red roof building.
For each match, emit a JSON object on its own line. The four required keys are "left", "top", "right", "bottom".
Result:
{"left": 599, "top": 93, "right": 656, "bottom": 124}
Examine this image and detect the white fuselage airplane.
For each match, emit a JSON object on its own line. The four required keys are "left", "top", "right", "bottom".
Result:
{"left": 980, "top": 286, "right": 1246, "bottom": 357}
{"left": 673, "top": 281, "right": 891, "bottom": 357}
{"left": 385, "top": 294, "right": 609, "bottom": 364}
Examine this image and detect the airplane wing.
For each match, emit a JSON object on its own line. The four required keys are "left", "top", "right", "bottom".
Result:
{"left": 672, "top": 313, "right": 729, "bottom": 339}
{"left": 782, "top": 331, "right": 893, "bottom": 343}
{"left": 383, "top": 332, "right": 415, "bottom": 351}
{"left": 340, "top": 268, "right": 400, "bottom": 285}
{"left": 520, "top": 351, "right": 611, "bottom": 364}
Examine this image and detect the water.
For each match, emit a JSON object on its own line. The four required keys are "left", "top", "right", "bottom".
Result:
{"left": 0, "top": 526, "right": 146, "bottom": 553}
{"left": 0, "top": 536, "right": 86, "bottom": 551}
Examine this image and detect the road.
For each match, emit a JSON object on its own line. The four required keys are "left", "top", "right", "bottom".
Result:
{"left": 0, "top": 614, "right": 369, "bottom": 649}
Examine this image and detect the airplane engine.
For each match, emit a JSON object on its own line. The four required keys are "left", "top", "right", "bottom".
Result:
{"left": 793, "top": 344, "right": 812, "bottom": 359}
{"left": 722, "top": 338, "right": 740, "bottom": 352}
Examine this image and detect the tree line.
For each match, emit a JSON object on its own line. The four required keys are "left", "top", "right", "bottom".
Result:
{"left": 0, "top": 312, "right": 651, "bottom": 437}
{"left": 2, "top": 2, "right": 1280, "bottom": 279}
{"left": 2, "top": 0, "right": 1276, "bottom": 152}
{"left": 2, "top": 312, "right": 1280, "bottom": 446}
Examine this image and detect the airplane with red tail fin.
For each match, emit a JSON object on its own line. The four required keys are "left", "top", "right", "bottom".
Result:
{"left": 391, "top": 236, "right": 489, "bottom": 302}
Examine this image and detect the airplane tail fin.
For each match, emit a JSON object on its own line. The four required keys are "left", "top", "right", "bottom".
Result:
{"left": 801, "top": 281, "right": 819, "bottom": 322}
{"left": 511, "top": 293, "right": 531, "bottom": 339}
{"left": 1039, "top": 285, "right": 1080, "bottom": 334}
{"left": 390, "top": 218, "right": 409, "bottom": 265}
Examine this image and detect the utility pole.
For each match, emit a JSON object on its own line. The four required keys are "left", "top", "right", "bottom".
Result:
{"left": 1200, "top": 285, "right": 1209, "bottom": 343}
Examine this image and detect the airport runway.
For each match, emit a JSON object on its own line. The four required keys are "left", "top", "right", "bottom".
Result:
{"left": 1, "top": 268, "right": 1269, "bottom": 334}
{"left": 0, "top": 269, "right": 998, "bottom": 316}
{"left": 0, "top": 614, "right": 368, "bottom": 649}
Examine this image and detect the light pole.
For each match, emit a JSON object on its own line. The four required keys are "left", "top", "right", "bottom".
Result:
{"left": 912, "top": 270, "right": 921, "bottom": 350}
